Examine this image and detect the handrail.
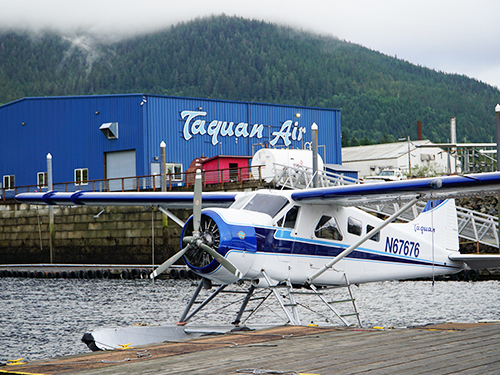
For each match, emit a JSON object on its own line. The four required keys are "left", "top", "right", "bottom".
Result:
{"left": 1, "top": 165, "right": 264, "bottom": 201}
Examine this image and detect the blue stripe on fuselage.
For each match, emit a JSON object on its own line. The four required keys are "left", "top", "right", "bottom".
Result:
{"left": 254, "top": 227, "right": 457, "bottom": 269}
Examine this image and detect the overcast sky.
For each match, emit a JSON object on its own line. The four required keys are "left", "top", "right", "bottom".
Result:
{"left": 2, "top": 0, "right": 500, "bottom": 92}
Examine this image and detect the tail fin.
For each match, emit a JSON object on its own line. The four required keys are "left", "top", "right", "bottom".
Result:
{"left": 404, "top": 199, "right": 459, "bottom": 252}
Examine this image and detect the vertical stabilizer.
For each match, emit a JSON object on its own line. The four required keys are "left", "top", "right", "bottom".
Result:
{"left": 403, "top": 199, "right": 459, "bottom": 252}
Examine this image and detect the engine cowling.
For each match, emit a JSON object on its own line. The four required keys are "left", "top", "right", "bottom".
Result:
{"left": 180, "top": 208, "right": 258, "bottom": 284}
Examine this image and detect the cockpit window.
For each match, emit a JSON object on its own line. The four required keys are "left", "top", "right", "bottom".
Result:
{"left": 242, "top": 193, "right": 289, "bottom": 218}
{"left": 230, "top": 194, "right": 253, "bottom": 210}
{"left": 277, "top": 206, "right": 300, "bottom": 228}
{"left": 315, "top": 215, "right": 343, "bottom": 241}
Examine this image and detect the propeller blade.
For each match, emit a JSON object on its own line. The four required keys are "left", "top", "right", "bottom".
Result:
{"left": 152, "top": 170, "right": 203, "bottom": 280}
{"left": 199, "top": 242, "right": 243, "bottom": 279}
{"left": 192, "top": 169, "right": 202, "bottom": 233}
{"left": 150, "top": 244, "right": 190, "bottom": 279}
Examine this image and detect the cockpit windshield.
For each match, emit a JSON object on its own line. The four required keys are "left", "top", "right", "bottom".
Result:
{"left": 241, "top": 193, "right": 289, "bottom": 218}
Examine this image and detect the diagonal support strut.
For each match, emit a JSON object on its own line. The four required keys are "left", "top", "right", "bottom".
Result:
{"left": 307, "top": 196, "right": 422, "bottom": 284}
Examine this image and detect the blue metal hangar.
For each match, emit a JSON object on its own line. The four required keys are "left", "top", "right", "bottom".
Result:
{"left": 0, "top": 93, "right": 341, "bottom": 190}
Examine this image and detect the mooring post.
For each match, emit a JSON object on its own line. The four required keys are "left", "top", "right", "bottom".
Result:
{"left": 159, "top": 141, "right": 168, "bottom": 276}
{"left": 47, "top": 153, "right": 54, "bottom": 264}
{"left": 312, "top": 123, "right": 319, "bottom": 188}
{"left": 160, "top": 141, "right": 167, "bottom": 192}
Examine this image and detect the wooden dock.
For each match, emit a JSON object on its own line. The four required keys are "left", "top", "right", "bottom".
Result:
{"left": 2, "top": 323, "right": 499, "bottom": 375}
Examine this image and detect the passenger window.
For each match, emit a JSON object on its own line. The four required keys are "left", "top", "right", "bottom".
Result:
{"left": 366, "top": 224, "right": 380, "bottom": 242}
{"left": 348, "top": 217, "right": 362, "bottom": 236}
{"left": 315, "top": 215, "right": 343, "bottom": 241}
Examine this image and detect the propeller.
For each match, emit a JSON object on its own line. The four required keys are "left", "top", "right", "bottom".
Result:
{"left": 149, "top": 243, "right": 190, "bottom": 278}
{"left": 151, "top": 169, "right": 242, "bottom": 279}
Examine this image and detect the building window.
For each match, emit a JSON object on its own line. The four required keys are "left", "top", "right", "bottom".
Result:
{"left": 347, "top": 217, "right": 362, "bottom": 236}
{"left": 37, "top": 172, "right": 48, "bottom": 188}
{"left": 3, "top": 175, "right": 15, "bottom": 190}
{"left": 166, "top": 163, "right": 182, "bottom": 181}
{"left": 75, "top": 168, "right": 89, "bottom": 185}
{"left": 315, "top": 215, "right": 343, "bottom": 241}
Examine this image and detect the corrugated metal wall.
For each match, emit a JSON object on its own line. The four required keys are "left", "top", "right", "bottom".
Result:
{"left": 0, "top": 94, "right": 340, "bottom": 187}
{"left": 145, "top": 95, "right": 341, "bottom": 175}
{"left": 0, "top": 94, "right": 144, "bottom": 187}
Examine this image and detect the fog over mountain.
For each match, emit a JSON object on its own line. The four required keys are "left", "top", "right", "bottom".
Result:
{"left": 1, "top": 0, "right": 500, "bottom": 88}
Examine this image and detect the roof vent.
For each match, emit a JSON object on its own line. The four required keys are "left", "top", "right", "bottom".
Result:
{"left": 100, "top": 122, "right": 118, "bottom": 140}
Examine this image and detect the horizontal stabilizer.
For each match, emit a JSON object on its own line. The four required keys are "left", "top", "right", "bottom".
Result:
{"left": 449, "top": 254, "right": 500, "bottom": 270}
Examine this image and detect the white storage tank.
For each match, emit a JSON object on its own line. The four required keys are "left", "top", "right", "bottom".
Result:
{"left": 251, "top": 149, "right": 324, "bottom": 182}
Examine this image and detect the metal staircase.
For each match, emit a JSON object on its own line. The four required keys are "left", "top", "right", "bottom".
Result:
{"left": 273, "top": 163, "right": 359, "bottom": 189}
{"left": 361, "top": 201, "right": 499, "bottom": 248}
{"left": 273, "top": 164, "right": 499, "bottom": 248}
{"left": 261, "top": 271, "right": 362, "bottom": 327}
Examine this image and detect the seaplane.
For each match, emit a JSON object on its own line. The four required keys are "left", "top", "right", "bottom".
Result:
{"left": 15, "top": 170, "right": 500, "bottom": 351}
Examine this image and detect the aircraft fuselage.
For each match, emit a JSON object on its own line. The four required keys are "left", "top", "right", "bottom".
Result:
{"left": 181, "top": 191, "right": 463, "bottom": 286}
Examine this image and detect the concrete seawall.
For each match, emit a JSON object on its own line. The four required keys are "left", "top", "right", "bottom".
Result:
{"left": 2, "top": 196, "right": 498, "bottom": 265}
{"left": 0, "top": 202, "right": 189, "bottom": 264}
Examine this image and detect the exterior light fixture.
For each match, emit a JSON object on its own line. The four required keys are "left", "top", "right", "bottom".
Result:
{"left": 295, "top": 113, "right": 301, "bottom": 118}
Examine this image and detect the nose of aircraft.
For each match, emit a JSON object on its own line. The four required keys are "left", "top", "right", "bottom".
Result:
{"left": 181, "top": 209, "right": 257, "bottom": 278}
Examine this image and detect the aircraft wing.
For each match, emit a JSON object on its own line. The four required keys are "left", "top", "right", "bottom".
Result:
{"left": 292, "top": 172, "right": 500, "bottom": 206}
{"left": 16, "top": 172, "right": 500, "bottom": 208}
{"left": 448, "top": 254, "right": 500, "bottom": 270}
{"left": 15, "top": 190, "right": 238, "bottom": 209}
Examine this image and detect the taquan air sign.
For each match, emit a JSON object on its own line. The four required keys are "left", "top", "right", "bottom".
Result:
{"left": 181, "top": 110, "right": 307, "bottom": 147}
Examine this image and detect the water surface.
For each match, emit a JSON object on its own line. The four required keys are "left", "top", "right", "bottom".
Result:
{"left": 1, "top": 278, "right": 498, "bottom": 362}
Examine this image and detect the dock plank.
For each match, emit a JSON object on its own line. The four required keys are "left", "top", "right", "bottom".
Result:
{"left": 5, "top": 323, "right": 500, "bottom": 375}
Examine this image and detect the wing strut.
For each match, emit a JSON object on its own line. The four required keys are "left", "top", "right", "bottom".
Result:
{"left": 157, "top": 206, "right": 185, "bottom": 227}
{"left": 307, "top": 196, "right": 423, "bottom": 284}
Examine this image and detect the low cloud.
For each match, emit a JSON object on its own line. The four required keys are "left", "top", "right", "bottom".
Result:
{"left": 1, "top": 0, "right": 499, "bottom": 88}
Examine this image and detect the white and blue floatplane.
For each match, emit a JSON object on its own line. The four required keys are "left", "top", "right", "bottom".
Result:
{"left": 16, "top": 170, "right": 500, "bottom": 351}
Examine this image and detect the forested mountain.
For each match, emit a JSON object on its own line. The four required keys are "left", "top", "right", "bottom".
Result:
{"left": 1, "top": 15, "right": 499, "bottom": 144}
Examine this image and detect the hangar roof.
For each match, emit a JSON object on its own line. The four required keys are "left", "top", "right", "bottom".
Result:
{"left": 342, "top": 140, "right": 433, "bottom": 163}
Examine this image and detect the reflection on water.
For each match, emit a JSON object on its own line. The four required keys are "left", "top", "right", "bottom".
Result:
{"left": 0, "top": 278, "right": 498, "bottom": 362}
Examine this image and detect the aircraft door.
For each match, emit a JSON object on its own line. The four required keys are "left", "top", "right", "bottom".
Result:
{"left": 275, "top": 206, "right": 301, "bottom": 264}
{"left": 313, "top": 214, "right": 345, "bottom": 274}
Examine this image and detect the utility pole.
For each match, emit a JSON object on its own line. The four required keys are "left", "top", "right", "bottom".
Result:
{"left": 407, "top": 136, "right": 412, "bottom": 178}
{"left": 496, "top": 105, "right": 500, "bottom": 172}
{"left": 495, "top": 104, "right": 500, "bottom": 251}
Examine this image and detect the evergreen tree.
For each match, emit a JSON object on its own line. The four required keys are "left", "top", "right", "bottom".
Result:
{"left": 0, "top": 15, "right": 499, "bottom": 144}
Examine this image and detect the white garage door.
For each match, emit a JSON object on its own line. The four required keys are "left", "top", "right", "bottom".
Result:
{"left": 105, "top": 150, "right": 136, "bottom": 191}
